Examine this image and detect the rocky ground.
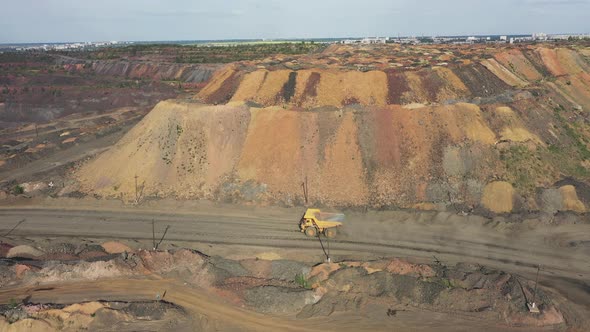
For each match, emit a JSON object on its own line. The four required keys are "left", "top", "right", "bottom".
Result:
{"left": 0, "top": 236, "right": 578, "bottom": 331}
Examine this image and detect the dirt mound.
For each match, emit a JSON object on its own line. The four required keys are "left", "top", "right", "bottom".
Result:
{"left": 296, "top": 262, "right": 565, "bottom": 329}
{"left": 245, "top": 286, "right": 316, "bottom": 314}
{"left": 62, "top": 302, "right": 106, "bottom": 315}
{"left": 14, "top": 264, "right": 31, "bottom": 278}
{"left": 240, "top": 259, "right": 272, "bottom": 279}
{"left": 34, "top": 260, "right": 133, "bottom": 283}
{"left": 197, "top": 65, "right": 243, "bottom": 104}
{"left": 0, "top": 317, "right": 54, "bottom": 331}
{"left": 138, "top": 249, "right": 211, "bottom": 286}
{"left": 558, "top": 185, "right": 586, "bottom": 213}
{"left": 198, "top": 63, "right": 514, "bottom": 107}
{"left": 384, "top": 258, "right": 436, "bottom": 278}
{"left": 0, "top": 300, "right": 188, "bottom": 332}
{"left": 270, "top": 260, "right": 311, "bottom": 281}
{"left": 101, "top": 241, "right": 132, "bottom": 254}
{"left": 494, "top": 48, "right": 543, "bottom": 82}
{"left": 0, "top": 243, "right": 13, "bottom": 258}
{"left": 76, "top": 101, "right": 502, "bottom": 208}
{"left": 76, "top": 244, "right": 108, "bottom": 260}
{"left": 7, "top": 245, "right": 45, "bottom": 259}
{"left": 481, "top": 181, "right": 515, "bottom": 213}
{"left": 77, "top": 44, "right": 590, "bottom": 210}
{"left": 59, "top": 57, "right": 221, "bottom": 83}
{"left": 481, "top": 58, "right": 528, "bottom": 87}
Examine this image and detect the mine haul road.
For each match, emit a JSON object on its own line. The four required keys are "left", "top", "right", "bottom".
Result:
{"left": 0, "top": 204, "right": 589, "bottom": 313}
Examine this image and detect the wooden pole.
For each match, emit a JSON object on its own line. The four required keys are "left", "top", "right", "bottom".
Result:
{"left": 305, "top": 175, "right": 308, "bottom": 205}
{"left": 532, "top": 265, "right": 540, "bottom": 305}
{"left": 152, "top": 219, "right": 156, "bottom": 250}
{"left": 134, "top": 174, "right": 139, "bottom": 204}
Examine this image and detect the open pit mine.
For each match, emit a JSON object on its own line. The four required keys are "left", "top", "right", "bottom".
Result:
{"left": 77, "top": 44, "right": 590, "bottom": 214}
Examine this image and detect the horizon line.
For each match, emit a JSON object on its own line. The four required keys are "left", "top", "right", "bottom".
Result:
{"left": 2, "top": 32, "right": 590, "bottom": 46}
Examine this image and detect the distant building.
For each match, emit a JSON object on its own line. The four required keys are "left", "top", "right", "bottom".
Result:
{"left": 500, "top": 36, "right": 507, "bottom": 41}
{"left": 361, "top": 37, "right": 387, "bottom": 44}
{"left": 533, "top": 32, "right": 548, "bottom": 40}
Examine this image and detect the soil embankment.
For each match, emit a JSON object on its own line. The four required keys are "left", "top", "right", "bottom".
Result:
{"left": 73, "top": 44, "right": 590, "bottom": 212}
{"left": 57, "top": 56, "right": 222, "bottom": 83}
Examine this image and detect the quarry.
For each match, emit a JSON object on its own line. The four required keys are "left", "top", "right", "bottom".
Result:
{"left": 0, "top": 41, "right": 589, "bottom": 331}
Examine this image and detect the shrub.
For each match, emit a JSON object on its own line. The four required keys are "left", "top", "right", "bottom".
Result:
{"left": 12, "top": 185, "right": 24, "bottom": 195}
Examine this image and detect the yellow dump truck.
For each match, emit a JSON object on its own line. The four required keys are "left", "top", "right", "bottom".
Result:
{"left": 300, "top": 208, "right": 344, "bottom": 238}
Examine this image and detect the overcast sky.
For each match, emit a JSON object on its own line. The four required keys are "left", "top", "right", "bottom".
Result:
{"left": 1, "top": 0, "right": 589, "bottom": 43}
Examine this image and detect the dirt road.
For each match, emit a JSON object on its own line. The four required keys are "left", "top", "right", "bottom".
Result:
{"left": 0, "top": 127, "right": 129, "bottom": 183}
{"left": 0, "top": 203, "right": 588, "bottom": 283}
{"left": 0, "top": 278, "right": 558, "bottom": 332}
{"left": 0, "top": 201, "right": 589, "bottom": 330}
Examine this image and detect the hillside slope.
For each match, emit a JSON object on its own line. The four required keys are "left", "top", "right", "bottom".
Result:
{"left": 77, "top": 44, "right": 590, "bottom": 212}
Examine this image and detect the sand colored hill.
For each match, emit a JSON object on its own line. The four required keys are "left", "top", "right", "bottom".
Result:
{"left": 76, "top": 43, "right": 590, "bottom": 211}
{"left": 481, "top": 58, "right": 529, "bottom": 87}
{"left": 493, "top": 106, "right": 542, "bottom": 143}
{"left": 481, "top": 181, "right": 515, "bottom": 213}
{"left": 493, "top": 48, "right": 543, "bottom": 82}
{"left": 559, "top": 185, "right": 586, "bottom": 213}
{"left": 77, "top": 100, "right": 522, "bottom": 208}
{"left": 196, "top": 46, "right": 590, "bottom": 112}
{"left": 76, "top": 101, "right": 251, "bottom": 199}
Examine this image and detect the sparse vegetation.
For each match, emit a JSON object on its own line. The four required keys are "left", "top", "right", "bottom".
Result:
{"left": 499, "top": 145, "right": 549, "bottom": 194}
{"left": 554, "top": 104, "right": 590, "bottom": 161}
{"left": 12, "top": 185, "right": 25, "bottom": 195}
{"left": 7, "top": 298, "right": 19, "bottom": 309}
{"left": 53, "top": 42, "right": 325, "bottom": 64}
{"left": 295, "top": 273, "right": 311, "bottom": 289}
{"left": 439, "top": 278, "right": 454, "bottom": 289}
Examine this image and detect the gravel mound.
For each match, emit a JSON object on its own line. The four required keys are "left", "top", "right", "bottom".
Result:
{"left": 77, "top": 244, "right": 109, "bottom": 260}
{"left": 270, "top": 260, "right": 311, "bottom": 281}
{"left": 297, "top": 292, "right": 363, "bottom": 319}
{"left": 0, "top": 243, "right": 13, "bottom": 258}
{"left": 208, "top": 256, "right": 250, "bottom": 282}
{"left": 245, "top": 286, "right": 315, "bottom": 314}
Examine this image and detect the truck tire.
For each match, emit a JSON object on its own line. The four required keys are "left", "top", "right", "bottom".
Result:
{"left": 325, "top": 228, "right": 337, "bottom": 238}
{"left": 305, "top": 227, "right": 317, "bottom": 237}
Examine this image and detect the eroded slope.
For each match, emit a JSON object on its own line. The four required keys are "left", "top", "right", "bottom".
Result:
{"left": 77, "top": 44, "right": 590, "bottom": 212}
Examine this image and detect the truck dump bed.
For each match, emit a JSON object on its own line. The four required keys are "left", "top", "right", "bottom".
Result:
{"left": 315, "top": 212, "right": 345, "bottom": 222}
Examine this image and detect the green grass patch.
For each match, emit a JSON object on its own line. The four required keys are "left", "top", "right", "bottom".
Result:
{"left": 553, "top": 104, "right": 590, "bottom": 161}
{"left": 500, "top": 146, "right": 541, "bottom": 193}
{"left": 295, "top": 274, "right": 311, "bottom": 289}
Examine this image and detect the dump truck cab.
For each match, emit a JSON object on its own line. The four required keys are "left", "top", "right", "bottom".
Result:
{"left": 300, "top": 208, "right": 344, "bottom": 238}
